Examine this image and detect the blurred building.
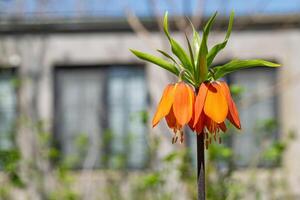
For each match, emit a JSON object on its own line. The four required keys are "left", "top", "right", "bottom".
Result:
{"left": 0, "top": 0, "right": 300, "bottom": 199}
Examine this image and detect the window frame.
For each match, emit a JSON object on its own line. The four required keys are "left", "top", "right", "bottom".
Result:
{"left": 226, "top": 66, "right": 280, "bottom": 168}
{"left": 52, "top": 64, "right": 150, "bottom": 170}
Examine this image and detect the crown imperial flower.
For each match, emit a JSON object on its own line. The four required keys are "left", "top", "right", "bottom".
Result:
{"left": 190, "top": 81, "right": 241, "bottom": 147}
{"left": 152, "top": 82, "right": 195, "bottom": 143}
{"left": 131, "top": 11, "right": 279, "bottom": 146}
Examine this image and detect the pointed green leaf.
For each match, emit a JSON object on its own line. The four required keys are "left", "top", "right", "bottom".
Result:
{"left": 213, "top": 59, "right": 280, "bottom": 79}
{"left": 157, "top": 49, "right": 178, "bottom": 65}
{"left": 130, "top": 49, "right": 179, "bottom": 75}
{"left": 187, "top": 18, "right": 201, "bottom": 60}
{"left": 207, "top": 11, "right": 234, "bottom": 67}
{"left": 185, "top": 33, "right": 195, "bottom": 69}
{"left": 197, "top": 12, "right": 218, "bottom": 82}
{"left": 163, "top": 12, "right": 194, "bottom": 74}
{"left": 193, "top": 30, "right": 201, "bottom": 63}
{"left": 157, "top": 49, "right": 195, "bottom": 81}
{"left": 163, "top": 12, "right": 171, "bottom": 40}
{"left": 187, "top": 19, "right": 202, "bottom": 83}
{"left": 170, "top": 39, "right": 194, "bottom": 72}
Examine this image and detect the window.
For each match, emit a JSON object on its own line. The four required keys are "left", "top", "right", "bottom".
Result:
{"left": 54, "top": 65, "right": 148, "bottom": 169}
{"left": 0, "top": 69, "right": 17, "bottom": 151}
{"left": 229, "top": 68, "right": 278, "bottom": 167}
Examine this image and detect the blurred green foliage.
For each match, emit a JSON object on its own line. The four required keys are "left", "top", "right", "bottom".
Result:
{"left": 0, "top": 149, "right": 24, "bottom": 188}
{"left": 0, "top": 103, "right": 295, "bottom": 199}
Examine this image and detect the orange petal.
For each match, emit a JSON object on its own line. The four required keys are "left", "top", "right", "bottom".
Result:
{"left": 165, "top": 107, "right": 177, "bottom": 129}
{"left": 194, "top": 112, "right": 205, "bottom": 134}
{"left": 193, "top": 83, "right": 208, "bottom": 127}
{"left": 219, "top": 81, "right": 241, "bottom": 129}
{"left": 152, "top": 84, "right": 175, "bottom": 127}
{"left": 173, "top": 82, "right": 195, "bottom": 126}
{"left": 203, "top": 82, "right": 228, "bottom": 123}
{"left": 219, "top": 122, "right": 227, "bottom": 132}
{"left": 188, "top": 106, "right": 195, "bottom": 131}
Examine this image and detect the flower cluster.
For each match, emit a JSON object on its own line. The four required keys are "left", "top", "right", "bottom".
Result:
{"left": 131, "top": 11, "right": 279, "bottom": 147}
{"left": 152, "top": 81, "right": 240, "bottom": 145}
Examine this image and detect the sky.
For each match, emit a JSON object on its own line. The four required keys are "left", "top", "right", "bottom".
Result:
{"left": 0, "top": 0, "right": 300, "bottom": 19}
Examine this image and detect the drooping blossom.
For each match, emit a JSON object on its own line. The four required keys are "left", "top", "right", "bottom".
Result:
{"left": 152, "top": 82, "right": 195, "bottom": 143}
{"left": 190, "top": 81, "right": 241, "bottom": 147}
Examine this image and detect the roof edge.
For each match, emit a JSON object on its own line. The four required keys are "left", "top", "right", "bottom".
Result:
{"left": 0, "top": 14, "right": 300, "bottom": 34}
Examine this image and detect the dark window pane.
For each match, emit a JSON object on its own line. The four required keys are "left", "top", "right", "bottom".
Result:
{"left": 231, "top": 68, "right": 278, "bottom": 167}
{"left": 107, "top": 67, "right": 148, "bottom": 169}
{"left": 0, "top": 70, "right": 17, "bottom": 150}
{"left": 55, "top": 68, "right": 105, "bottom": 168}
{"left": 54, "top": 65, "right": 148, "bottom": 169}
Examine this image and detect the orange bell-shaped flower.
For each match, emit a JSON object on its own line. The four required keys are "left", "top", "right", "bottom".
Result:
{"left": 191, "top": 81, "right": 241, "bottom": 146}
{"left": 152, "top": 82, "right": 195, "bottom": 143}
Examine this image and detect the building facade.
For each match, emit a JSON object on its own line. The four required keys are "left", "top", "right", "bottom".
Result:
{"left": 0, "top": 16, "right": 300, "bottom": 199}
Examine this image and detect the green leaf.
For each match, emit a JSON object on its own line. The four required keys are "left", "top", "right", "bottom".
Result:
{"left": 157, "top": 49, "right": 195, "bottom": 83}
{"left": 187, "top": 19, "right": 202, "bottom": 82}
{"left": 207, "top": 11, "right": 234, "bottom": 67}
{"left": 197, "top": 12, "right": 218, "bottom": 83}
{"left": 163, "top": 152, "right": 179, "bottom": 162}
{"left": 171, "top": 39, "right": 194, "bottom": 72}
{"left": 193, "top": 30, "right": 201, "bottom": 64}
{"left": 163, "top": 12, "right": 194, "bottom": 74}
{"left": 213, "top": 59, "right": 280, "bottom": 79}
{"left": 130, "top": 49, "right": 179, "bottom": 75}
{"left": 187, "top": 18, "right": 201, "bottom": 61}
{"left": 157, "top": 49, "right": 179, "bottom": 65}
{"left": 163, "top": 12, "right": 171, "bottom": 40}
{"left": 185, "top": 33, "right": 195, "bottom": 70}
